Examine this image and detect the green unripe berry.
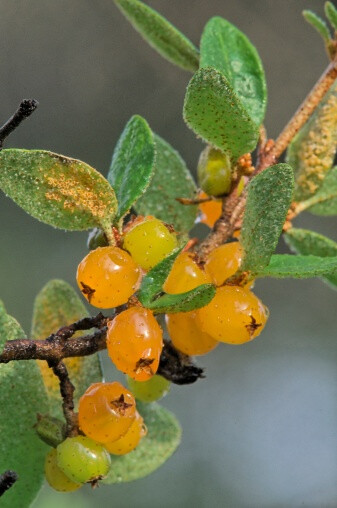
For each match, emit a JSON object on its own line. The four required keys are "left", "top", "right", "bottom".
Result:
{"left": 127, "top": 374, "right": 170, "bottom": 403}
{"left": 57, "top": 435, "right": 111, "bottom": 484}
{"left": 45, "top": 448, "right": 81, "bottom": 492}
{"left": 197, "top": 146, "right": 232, "bottom": 196}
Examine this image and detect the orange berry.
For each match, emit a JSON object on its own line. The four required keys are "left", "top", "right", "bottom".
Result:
{"left": 166, "top": 311, "right": 218, "bottom": 356}
{"left": 76, "top": 246, "right": 140, "bottom": 308}
{"left": 196, "top": 286, "right": 268, "bottom": 345}
{"left": 205, "top": 241, "right": 243, "bottom": 286}
{"left": 107, "top": 307, "right": 163, "bottom": 382}
{"left": 104, "top": 411, "right": 147, "bottom": 455}
{"left": 78, "top": 382, "right": 136, "bottom": 443}
{"left": 163, "top": 252, "right": 211, "bottom": 294}
{"left": 197, "top": 191, "right": 222, "bottom": 228}
{"left": 123, "top": 217, "right": 177, "bottom": 270}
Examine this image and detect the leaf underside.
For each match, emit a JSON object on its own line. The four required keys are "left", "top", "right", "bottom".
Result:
{"left": 287, "top": 81, "right": 337, "bottom": 201}
{"left": 307, "top": 166, "right": 337, "bottom": 215}
{"left": 0, "top": 302, "right": 48, "bottom": 508}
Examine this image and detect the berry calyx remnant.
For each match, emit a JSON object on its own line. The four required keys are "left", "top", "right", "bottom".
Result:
{"left": 76, "top": 246, "right": 140, "bottom": 308}
{"left": 107, "top": 307, "right": 163, "bottom": 382}
{"left": 78, "top": 382, "right": 136, "bottom": 443}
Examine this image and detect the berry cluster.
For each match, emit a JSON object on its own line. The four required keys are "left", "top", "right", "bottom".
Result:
{"left": 45, "top": 379, "right": 167, "bottom": 492}
{"left": 46, "top": 203, "right": 269, "bottom": 492}
{"left": 165, "top": 235, "right": 268, "bottom": 354}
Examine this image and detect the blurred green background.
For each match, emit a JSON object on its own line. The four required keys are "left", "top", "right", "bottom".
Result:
{"left": 0, "top": 0, "right": 336, "bottom": 506}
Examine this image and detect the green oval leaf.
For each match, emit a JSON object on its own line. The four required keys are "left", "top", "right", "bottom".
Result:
{"left": 183, "top": 67, "right": 259, "bottom": 160}
{"left": 241, "top": 164, "right": 294, "bottom": 274}
{"left": 114, "top": 0, "right": 199, "bottom": 72}
{"left": 31, "top": 280, "right": 103, "bottom": 417}
{"left": 108, "top": 115, "right": 155, "bottom": 221}
{"left": 287, "top": 81, "right": 337, "bottom": 201}
{"left": 0, "top": 149, "right": 117, "bottom": 232}
{"left": 138, "top": 246, "right": 215, "bottom": 313}
{"left": 255, "top": 253, "right": 337, "bottom": 278}
{"left": 135, "top": 134, "right": 198, "bottom": 233}
{"left": 200, "top": 17, "right": 267, "bottom": 126}
{"left": 285, "top": 227, "right": 337, "bottom": 289}
{"left": 0, "top": 302, "right": 48, "bottom": 508}
{"left": 304, "top": 166, "right": 337, "bottom": 215}
{"left": 102, "top": 402, "right": 181, "bottom": 484}
{"left": 143, "top": 283, "right": 216, "bottom": 314}
{"left": 303, "top": 10, "right": 331, "bottom": 42}
{"left": 325, "top": 2, "right": 337, "bottom": 31}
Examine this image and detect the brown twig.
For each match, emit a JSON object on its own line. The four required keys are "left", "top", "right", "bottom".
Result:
{"left": 48, "top": 361, "right": 78, "bottom": 437}
{"left": 0, "top": 471, "right": 18, "bottom": 497}
{"left": 0, "top": 99, "right": 38, "bottom": 149}
{"left": 0, "top": 319, "right": 203, "bottom": 386}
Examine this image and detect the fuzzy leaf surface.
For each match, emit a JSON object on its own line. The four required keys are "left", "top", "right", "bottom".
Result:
{"left": 108, "top": 115, "right": 155, "bottom": 221}
{"left": 285, "top": 228, "right": 337, "bottom": 288}
{"left": 0, "top": 149, "right": 117, "bottom": 232}
{"left": 137, "top": 247, "right": 215, "bottom": 313}
{"left": 256, "top": 254, "right": 337, "bottom": 278}
{"left": 31, "top": 280, "right": 102, "bottom": 417}
{"left": 0, "top": 302, "right": 48, "bottom": 508}
{"left": 200, "top": 16, "right": 267, "bottom": 126}
{"left": 305, "top": 166, "right": 337, "bottom": 215}
{"left": 241, "top": 164, "right": 294, "bottom": 273}
{"left": 102, "top": 402, "right": 181, "bottom": 484}
{"left": 183, "top": 67, "right": 259, "bottom": 160}
{"left": 114, "top": 0, "right": 199, "bottom": 71}
{"left": 287, "top": 81, "right": 337, "bottom": 201}
{"left": 135, "top": 134, "right": 198, "bottom": 233}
